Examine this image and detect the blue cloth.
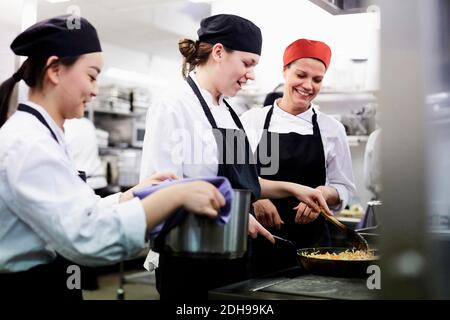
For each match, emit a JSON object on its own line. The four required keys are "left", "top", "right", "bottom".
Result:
{"left": 133, "top": 176, "right": 234, "bottom": 239}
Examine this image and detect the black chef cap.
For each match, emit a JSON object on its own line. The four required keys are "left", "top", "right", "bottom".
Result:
{"left": 198, "top": 14, "right": 262, "bottom": 56}
{"left": 10, "top": 14, "right": 102, "bottom": 58}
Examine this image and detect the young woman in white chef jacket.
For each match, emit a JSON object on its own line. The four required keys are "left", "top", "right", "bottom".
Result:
{"left": 0, "top": 15, "right": 225, "bottom": 301}
{"left": 140, "top": 14, "right": 332, "bottom": 300}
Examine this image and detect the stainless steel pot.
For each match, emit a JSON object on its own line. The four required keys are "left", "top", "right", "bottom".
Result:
{"left": 161, "top": 189, "right": 251, "bottom": 259}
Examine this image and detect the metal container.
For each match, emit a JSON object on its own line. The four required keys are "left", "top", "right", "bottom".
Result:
{"left": 161, "top": 189, "right": 251, "bottom": 259}
{"left": 363, "top": 200, "right": 382, "bottom": 228}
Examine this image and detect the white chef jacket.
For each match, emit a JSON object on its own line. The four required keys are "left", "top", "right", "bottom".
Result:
{"left": 0, "top": 101, "right": 146, "bottom": 272}
{"left": 364, "top": 128, "right": 382, "bottom": 199}
{"left": 240, "top": 101, "right": 356, "bottom": 211}
{"left": 64, "top": 117, "right": 107, "bottom": 190}
{"left": 140, "top": 73, "right": 240, "bottom": 181}
{"left": 140, "top": 73, "right": 243, "bottom": 270}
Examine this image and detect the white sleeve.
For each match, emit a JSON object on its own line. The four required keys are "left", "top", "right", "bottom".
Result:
{"left": 363, "top": 129, "right": 382, "bottom": 198}
{"left": 3, "top": 139, "right": 146, "bottom": 267}
{"left": 97, "top": 193, "right": 120, "bottom": 208}
{"left": 140, "top": 97, "right": 185, "bottom": 181}
{"left": 325, "top": 123, "right": 356, "bottom": 211}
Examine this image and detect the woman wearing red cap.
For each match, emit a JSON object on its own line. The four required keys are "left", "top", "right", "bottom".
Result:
{"left": 241, "top": 38, "right": 356, "bottom": 275}
{"left": 0, "top": 15, "right": 227, "bottom": 300}
{"left": 140, "top": 17, "right": 332, "bottom": 299}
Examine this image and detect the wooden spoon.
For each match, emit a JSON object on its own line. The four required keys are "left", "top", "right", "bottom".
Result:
{"left": 320, "top": 211, "right": 369, "bottom": 250}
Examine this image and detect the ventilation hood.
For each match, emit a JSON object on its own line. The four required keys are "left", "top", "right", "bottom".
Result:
{"left": 309, "top": 0, "right": 372, "bottom": 15}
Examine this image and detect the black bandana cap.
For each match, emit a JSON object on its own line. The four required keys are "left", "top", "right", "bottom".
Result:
{"left": 197, "top": 14, "right": 262, "bottom": 56}
{"left": 10, "top": 14, "right": 102, "bottom": 58}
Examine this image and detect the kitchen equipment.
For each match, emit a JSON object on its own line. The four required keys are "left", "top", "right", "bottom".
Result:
{"left": 94, "top": 116, "right": 146, "bottom": 148}
{"left": 320, "top": 211, "right": 369, "bottom": 250}
{"left": 210, "top": 270, "right": 376, "bottom": 300}
{"left": 131, "top": 119, "right": 146, "bottom": 148}
{"left": 159, "top": 189, "right": 251, "bottom": 259}
{"left": 94, "top": 117, "right": 132, "bottom": 146}
{"left": 95, "top": 128, "right": 109, "bottom": 148}
{"left": 297, "top": 247, "right": 379, "bottom": 278}
{"left": 341, "top": 104, "right": 377, "bottom": 136}
{"left": 355, "top": 226, "right": 380, "bottom": 248}
{"left": 362, "top": 200, "right": 381, "bottom": 228}
{"left": 97, "top": 85, "right": 131, "bottom": 114}
{"left": 100, "top": 154, "right": 119, "bottom": 186}
{"left": 130, "top": 88, "right": 151, "bottom": 114}
{"left": 117, "top": 148, "right": 142, "bottom": 187}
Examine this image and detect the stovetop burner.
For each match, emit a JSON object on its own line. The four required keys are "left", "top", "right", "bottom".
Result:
{"left": 260, "top": 274, "right": 374, "bottom": 300}
{"left": 209, "top": 266, "right": 375, "bottom": 300}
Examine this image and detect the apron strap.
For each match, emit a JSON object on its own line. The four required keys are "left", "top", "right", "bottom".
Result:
{"left": 263, "top": 105, "right": 275, "bottom": 130}
{"left": 186, "top": 76, "right": 218, "bottom": 129}
{"left": 223, "top": 99, "right": 245, "bottom": 131}
{"left": 312, "top": 107, "right": 320, "bottom": 136}
{"left": 78, "top": 170, "right": 87, "bottom": 182}
{"left": 187, "top": 75, "right": 247, "bottom": 132}
{"left": 261, "top": 105, "right": 323, "bottom": 156}
{"left": 17, "top": 104, "right": 58, "bottom": 142}
{"left": 264, "top": 104, "right": 321, "bottom": 137}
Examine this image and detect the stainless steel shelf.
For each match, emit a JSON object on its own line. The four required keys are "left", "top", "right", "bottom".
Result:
{"left": 315, "top": 91, "right": 378, "bottom": 103}
{"left": 347, "top": 135, "right": 369, "bottom": 147}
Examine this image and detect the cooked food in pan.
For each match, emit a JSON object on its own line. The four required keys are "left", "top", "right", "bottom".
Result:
{"left": 301, "top": 249, "right": 378, "bottom": 261}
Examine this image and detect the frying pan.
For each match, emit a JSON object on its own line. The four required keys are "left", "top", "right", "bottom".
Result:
{"left": 273, "top": 235, "right": 379, "bottom": 278}
{"left": 297, "top": 247, "right": 379, "bottom": 278}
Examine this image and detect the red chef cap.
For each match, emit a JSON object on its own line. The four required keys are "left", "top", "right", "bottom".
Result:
{"left": 283, "top": 38, "right": 332, "bottom": 69}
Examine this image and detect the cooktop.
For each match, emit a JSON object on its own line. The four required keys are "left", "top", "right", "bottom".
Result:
{"left": 209, "top": 267, "right": 376, "bottom": 300}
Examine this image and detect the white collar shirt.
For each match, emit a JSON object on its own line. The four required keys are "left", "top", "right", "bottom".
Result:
{"left": 140, "top": 73, "right": 240, "bottom": 181}
{"left": 240, "top": 100, "right": 356, "bottom": 211}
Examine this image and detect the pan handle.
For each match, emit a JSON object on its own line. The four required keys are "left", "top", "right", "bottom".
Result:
{"left": 273, "top": 235, "right": 296, "bottom": 249}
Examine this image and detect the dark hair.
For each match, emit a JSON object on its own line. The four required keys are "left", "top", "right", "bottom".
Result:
{"left": 263, "top": 91, "right": 283, "bottom": 107}
{"left": 0, "top": 55, "right": 79, "bottom": 127}
{"left": 178, "top": 39, "right": 233, "bottom": 78}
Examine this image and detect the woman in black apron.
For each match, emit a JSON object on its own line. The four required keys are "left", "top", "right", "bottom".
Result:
{"left": 146, "top": 15, "right": 332, "bottom": 300}
{"left": 155, "top": 75, "right": 261, "bottom": 300}
{"left": 0, "top": 15, "right": 226, "bottom": 301}
{"left": 248, "top": 39, "right": 355, "bottom": 276}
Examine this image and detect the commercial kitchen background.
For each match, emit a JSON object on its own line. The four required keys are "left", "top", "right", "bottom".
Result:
{"left": 0, "top": 0, "right": 449, "bottom": 299}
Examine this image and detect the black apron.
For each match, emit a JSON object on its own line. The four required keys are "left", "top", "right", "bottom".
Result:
{"left": 0, "top": 104, "right": 84, "bottom": 300}
{"left": 251, "top": 104, "right": 331, "bottom": 276}
{"left": 155, "top": 76, "right": 261, "bottom": 300}
{"left": 186, "top": 76, "right": 261, "bottom": 200}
